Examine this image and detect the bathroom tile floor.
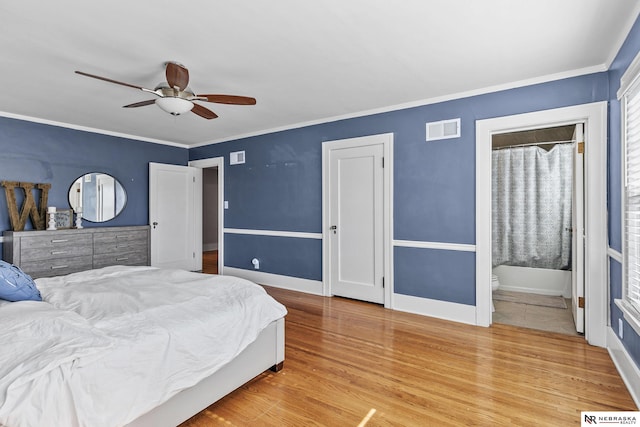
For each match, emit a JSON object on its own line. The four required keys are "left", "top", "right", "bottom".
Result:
{"left": 493, "top": 298, "right": 581, "bottom": 336}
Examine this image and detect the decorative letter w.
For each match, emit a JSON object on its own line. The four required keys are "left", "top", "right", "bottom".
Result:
{"left": 1, "top": 181, "right": 51, "bottom": 231}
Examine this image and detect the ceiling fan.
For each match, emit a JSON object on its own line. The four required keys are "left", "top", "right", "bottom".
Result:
{"left": 75, "top": 62, "right": 256, "bottom": 119}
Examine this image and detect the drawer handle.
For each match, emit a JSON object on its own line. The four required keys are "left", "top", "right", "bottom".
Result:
{"left": 51, "top": 265, "right": 68, "bottom": 270}
{"left": 116, "top": 257, "right": 129, "bottom": 261}
{"left": 51, "top": 239, "right": 69, "bottom": 243}
{"left": 116, "top": 245, "right": 129, "bottom": 249}
{"left": 51, "top": 250, "right": 68, "bottom": 255}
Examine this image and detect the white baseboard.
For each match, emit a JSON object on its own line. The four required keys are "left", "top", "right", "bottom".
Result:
{"left": 223, "top": 267, "right": 324, "bottom": 295}
{"left": 203, "top": 243, "right": 218, "bottom": 251}
{"left": 392, "top": 293, "right": 477, "bottom": 326}
{"left": 607, "top": 327, "right": 640, "bottom": 408}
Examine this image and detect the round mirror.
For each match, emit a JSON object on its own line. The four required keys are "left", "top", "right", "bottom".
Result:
{"left": 68, "top": 173, "right": 127, "bottom": 222}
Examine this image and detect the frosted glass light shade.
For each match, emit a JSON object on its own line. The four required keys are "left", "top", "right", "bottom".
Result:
{"left": 155, "top": 97, "right": 194, "bottom": 115}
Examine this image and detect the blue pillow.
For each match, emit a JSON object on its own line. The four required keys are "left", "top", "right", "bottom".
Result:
{"left": 0, "top": 260, "right": 41, "bottom": 302}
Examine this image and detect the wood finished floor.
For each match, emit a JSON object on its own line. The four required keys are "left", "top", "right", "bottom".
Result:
{"left": 180, "top": 285, "right": 636, "bottom": 426}
{"left": 202, "top": 250, "right": 218, "bottom": 275}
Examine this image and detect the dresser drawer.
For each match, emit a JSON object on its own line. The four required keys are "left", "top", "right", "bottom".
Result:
{"left": 93, "top": 230, "right": 148, "bottom": 255}
{"left": 21, "top": 255, "right": 94, "bottom": 279}
{"left": 20, "top": 234, "right": 93, "bottom": 261}
{"left": 93, "top": 251, "right": 148, "bottom": 269}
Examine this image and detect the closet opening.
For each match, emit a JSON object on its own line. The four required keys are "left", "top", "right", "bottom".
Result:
{"left": 490, "top": 124, "right": 584, "bottom": 336}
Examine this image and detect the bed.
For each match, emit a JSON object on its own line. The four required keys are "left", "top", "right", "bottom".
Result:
{"left": 0, "top": 265, "right": 287, "bottom": 427}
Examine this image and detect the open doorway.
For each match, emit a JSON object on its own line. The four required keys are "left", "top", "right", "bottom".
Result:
{"left": 202, "top": 167, "right": 219, "bottom": 274}
{"left": 490, "top": 124, "right": 582, "bottom": 335}
{"left": 475, "top": 102, "right": 608, "bottom": 348}
{"left": 189, "top": 157, "right": 225, "bottom": 276}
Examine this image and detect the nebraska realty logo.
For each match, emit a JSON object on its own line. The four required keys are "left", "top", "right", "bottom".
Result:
{"left": 582, "top": 412, "right": 640, "bottom": 425}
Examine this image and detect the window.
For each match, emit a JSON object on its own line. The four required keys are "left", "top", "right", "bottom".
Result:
{"left": 618, "top": 52, "right": 640, "bottom": 334}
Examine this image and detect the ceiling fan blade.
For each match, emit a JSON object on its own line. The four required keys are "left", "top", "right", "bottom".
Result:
{"left": 166, "top": 62, "right": 189, "bottom": 91}
{"left": 75, "top": 71, "right": 147, "bottom": 91}
{"left": 191, "top": 103, "right": 218, "bottom": 119}
{"left": 123, "top": 99, "right": 156, "bottom": 108}
{"left": 196, "top": 94, "right": 257, "bottom": 105}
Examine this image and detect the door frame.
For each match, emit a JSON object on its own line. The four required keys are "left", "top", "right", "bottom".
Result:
{"left": 475, "top": 102, "right": 608, "bottom": 347}
{"left": 571, "top": 123, "right": 585, "bottom": 333}
{"left": 322, "top": 133, "right": 394, "bottom": 308}
{"left": 189, "top": 157, "right": 225, "bottom": 275}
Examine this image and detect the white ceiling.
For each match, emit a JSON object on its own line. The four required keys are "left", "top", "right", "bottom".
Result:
{"left": 1, "top": 1, "right": 638, "bottom": 148}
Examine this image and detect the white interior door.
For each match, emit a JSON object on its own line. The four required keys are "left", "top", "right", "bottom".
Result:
{"left": 329, "top": 142, "right": 384, "bottom": 304}
{"left": 571, "top": 123, "right": 585, "bottom": 333}
{"left": 149, "top": 162, "right": 202, "bottom": 271}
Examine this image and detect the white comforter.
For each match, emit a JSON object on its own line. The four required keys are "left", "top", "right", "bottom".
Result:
{"left": 0, "top": 266, "right": 287, "bottom": 427}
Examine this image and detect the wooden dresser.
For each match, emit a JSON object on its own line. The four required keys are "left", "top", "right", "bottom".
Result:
{"left": 3, "top": 226, "right": 150, "bottom": 278}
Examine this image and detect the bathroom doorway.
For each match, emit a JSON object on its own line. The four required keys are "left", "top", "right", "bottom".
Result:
{"left": 490, "top": 124, "right": 582, "bottom": 336}
{"left": 475, "top": 102, "right": 608, "bottom": 347}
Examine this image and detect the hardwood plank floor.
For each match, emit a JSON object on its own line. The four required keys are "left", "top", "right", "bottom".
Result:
{"left": 202, "top": 250, "right": 218, "bottom": 275}
{"left": 181, "top": 286, "right": 636, "bottom": 426}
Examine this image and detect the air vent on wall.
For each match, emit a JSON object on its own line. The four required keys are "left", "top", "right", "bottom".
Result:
{"left": 426, "top": 118, "right": 460, "bottom": 141}
{"left": 230, "top": 151, "right": 245, "bottom": 165}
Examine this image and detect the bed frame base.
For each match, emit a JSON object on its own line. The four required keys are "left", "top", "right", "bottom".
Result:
{"left": 126, "top": 317, "right": 285, "bottom": 427}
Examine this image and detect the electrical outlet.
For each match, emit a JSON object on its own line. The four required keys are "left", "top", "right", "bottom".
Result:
{"left": 619, "top": 318, "right": 624, "bottom": 339}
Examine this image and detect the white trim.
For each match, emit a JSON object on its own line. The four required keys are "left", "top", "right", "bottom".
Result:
{"left": 223, "top": 228, "right": 322, "bottom": 240}
{"left": 322, "top": 133, "right": 394, "bottom": 308}
{"left": 617, "top": 18, "right": 640, "bottom": 98}
{"left": 393, "top": 293, "right": 477, "bottom": 326}
{"left": 618, "top": 50, "right": 640, "bottom": 99}
{"left": 607, "top": 326, "right": 640, "bottom": 408}
{"left": 223, "top": 267, "right": 323, "bottom": 295}
{"left": 189, "top": 157, "right": 225, "bottom": 275}
{"left": 192, "top": 66, "right": 606, "bottom": 147}
{"left": 476, "top": 102, "right": 608, "bottom": 348}
{"left": 619, "top": 75, "right": 640, "bottom": 339}
{"left": 609, "top": 247, "right": 624, "bottom": 264}
{"left": 0, "top": 236, "right": 4, "bottom": 243}
{"left": 393, "top": 239, "right": 475, "bottom": 252}
{"left": 0, "top": 111, "right": 189, "bottom": 148}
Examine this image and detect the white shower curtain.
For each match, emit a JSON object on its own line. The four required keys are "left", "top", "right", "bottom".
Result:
{"left": 492, "top": 144, "right": 573, "bottom": 270}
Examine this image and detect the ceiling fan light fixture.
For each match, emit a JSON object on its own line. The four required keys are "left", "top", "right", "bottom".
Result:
{"left": 155, "top": 97, "right": 194, "bottom": 115}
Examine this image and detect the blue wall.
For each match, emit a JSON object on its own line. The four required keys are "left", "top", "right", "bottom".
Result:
{"left": 192, "top": 73, "right": 608, "bottom": 305}
{"left": 0, "top": 116, "right": 188, "bottom": 234}
{"left": 607, "top": 15, "right": 640, "bottom": 369}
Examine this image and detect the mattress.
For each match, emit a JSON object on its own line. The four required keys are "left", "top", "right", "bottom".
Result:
{"left": 0, "top": 266, "right": 287, "bottom": 427}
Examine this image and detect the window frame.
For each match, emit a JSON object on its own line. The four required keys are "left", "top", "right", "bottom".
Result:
{"left": 617, "top": 50, "right": 640, "bottom": 336}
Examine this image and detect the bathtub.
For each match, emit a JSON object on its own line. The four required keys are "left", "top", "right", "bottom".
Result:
{"left": 492, "top": 265, "right": 571, "bottom": 298}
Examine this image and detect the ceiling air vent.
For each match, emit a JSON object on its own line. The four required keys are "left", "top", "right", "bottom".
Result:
{"left": 426, "top": 118, "right": 460, "bottom": 141}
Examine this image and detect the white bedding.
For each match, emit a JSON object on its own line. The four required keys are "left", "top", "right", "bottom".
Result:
{"left": 0, "top": 266, "right": 287, "bottom": 427}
